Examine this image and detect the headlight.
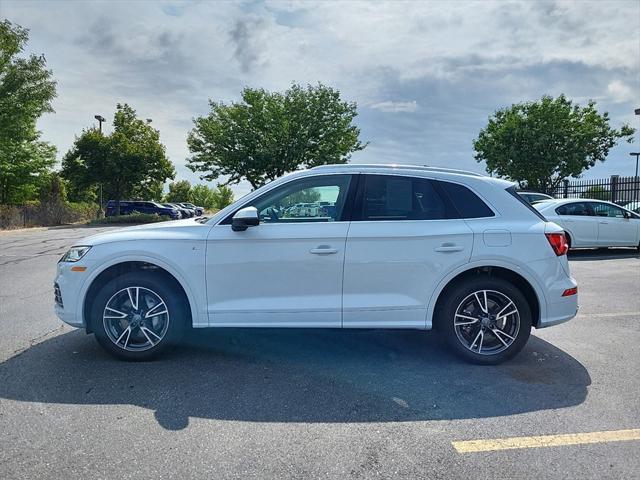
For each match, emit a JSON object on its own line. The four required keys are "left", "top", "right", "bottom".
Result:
{"left": 59, "top": 246, "right": 92, "bottom": 263}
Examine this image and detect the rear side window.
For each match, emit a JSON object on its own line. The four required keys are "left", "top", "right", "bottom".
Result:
{"left": 437, "top": 181, "right": 495, "bottom": 218}
{"left": 556, "top": 202, "right": 592, "bottom": 216}
{"left": 359, "top": 175, "right": 456, "bottom": 220}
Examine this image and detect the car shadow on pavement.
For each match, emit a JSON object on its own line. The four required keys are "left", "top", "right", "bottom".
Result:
{"left": 0, "top": 329, "right": 590, "bottom": 430}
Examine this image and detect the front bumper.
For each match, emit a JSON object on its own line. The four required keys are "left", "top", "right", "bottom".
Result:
{"left": 53, "top": 260, "right": 93, "bottom": 328}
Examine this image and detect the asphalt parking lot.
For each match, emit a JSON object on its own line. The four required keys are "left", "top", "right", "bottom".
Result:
{"left": 0, "top": 226, "right": 638, "bottom": 479}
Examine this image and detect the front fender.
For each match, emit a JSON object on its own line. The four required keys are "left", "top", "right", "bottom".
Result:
{"left": 76, "top": 250, "right": 207, "bottom": 329}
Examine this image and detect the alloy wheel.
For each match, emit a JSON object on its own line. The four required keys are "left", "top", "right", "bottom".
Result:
{"left": 102, "top": 286, "right": 170, "bottom": 352}
{"left": 453, "top": 289, "right": 520, "bottom": 356}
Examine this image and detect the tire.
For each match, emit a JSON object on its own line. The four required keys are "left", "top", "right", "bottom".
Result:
{"left": 565, "top": 233, "right": 572, "bottom": 250}
{"left": 90, "top": 271, "right": 188, "bottom": 361}
{"left": 438, "top": 276, "right": 532, "bottom": 365}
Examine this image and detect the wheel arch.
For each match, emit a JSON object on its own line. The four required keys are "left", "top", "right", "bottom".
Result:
{"left": 81, "top": 260, "right": 195, "bottom": 333}
{"left": 429, "top": 263, "right": 543, "bottom": 330}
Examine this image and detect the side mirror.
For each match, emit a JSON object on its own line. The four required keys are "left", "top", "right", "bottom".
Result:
{"left": 231, "top": 206, "right": 259, "bottom": 231}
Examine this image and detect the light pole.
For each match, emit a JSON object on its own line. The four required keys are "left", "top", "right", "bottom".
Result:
{"left": 631, "top": 152, "right": 640, "bottom": 201}
{"left": 635, "top": 108, "right": 640, "bottom": 200}
{"left": 94, "top": 114, "right": 106, "bottom": 133}
{"left": 94, "top": 114, "right": 106, "bottom": 216}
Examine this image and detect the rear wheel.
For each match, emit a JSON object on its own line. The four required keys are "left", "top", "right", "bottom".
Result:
{"left": 438, "top": 276, "right": 532, "bottom": 365}
{"left": 90, "top": 271, "right": 188, "bottom": 361}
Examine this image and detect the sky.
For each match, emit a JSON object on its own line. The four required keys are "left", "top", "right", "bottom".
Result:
{"left": 2, "top": 0, "right": 639, "bottom": 197}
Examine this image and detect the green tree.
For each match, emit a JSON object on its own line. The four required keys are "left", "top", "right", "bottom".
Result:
{"left": 165, "top": 180, "right": 192, "bottom": 203}
{"left": 473, "top": 95, "right": 635, "bottom": 192}
{"left": 187, "top": 83, "right": 367, "bottom": 189}
{"left": 0, "top": 20, "right": 57, "bottom": 203}
{"left": 211, "top": 184, "right": 234, "bottom": 209}
{"left": 62, "top": 104, "right": 175, "bottom": 213}
{"left": 189, "top": 184, "right": 216, "bottom": 209}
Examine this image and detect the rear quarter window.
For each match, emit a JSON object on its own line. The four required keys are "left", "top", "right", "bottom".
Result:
{"left": 436, "top": 181, "right": 495, "bottom": 218}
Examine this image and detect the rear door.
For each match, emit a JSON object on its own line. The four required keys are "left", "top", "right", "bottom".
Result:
{"left": 342, "top": 174, "right": 475, "bottom": 328}
{"left": 554, "top": 202, "right": 598, "bottom": 247}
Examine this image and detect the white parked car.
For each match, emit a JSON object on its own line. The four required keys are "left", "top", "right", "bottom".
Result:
{"left": 55, "top": 164, "right": 578, "bottom": 364}
{"left": 534, "top": 199, "right": 640, "bottom": 249}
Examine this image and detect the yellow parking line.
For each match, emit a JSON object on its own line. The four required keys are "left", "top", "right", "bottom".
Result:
{"left": 452, "top": 429, "right": 640, "bottom": 453}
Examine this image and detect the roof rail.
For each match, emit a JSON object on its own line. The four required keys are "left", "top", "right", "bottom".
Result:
{"left": 309, "top": 163, "right": 486, "bottom": 177}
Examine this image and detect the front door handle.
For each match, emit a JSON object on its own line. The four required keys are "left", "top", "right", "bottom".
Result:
{"left": 435, "top": 244, "right": 464, "bottom": 253}
{"left": 310, "top": 246, "right": 338, "bottom": 255}
{"left": 599, "top": 221, "right": 609, "bottom": 224}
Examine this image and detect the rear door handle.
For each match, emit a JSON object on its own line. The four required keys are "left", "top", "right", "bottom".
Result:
{"left": 310, "top": 246, "right": 338, "bottom": 255}
{"left": 435, "top": 244, "right": 464, "bottom": 253}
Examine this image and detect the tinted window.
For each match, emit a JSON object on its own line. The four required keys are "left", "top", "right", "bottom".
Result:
{"left": 438, "top": 181, "right": 494, "bottom": 218}
{"left": 556, "top": 202, "right": 591, "bottom": 216}
{"left": 360, "top": 175, "right": 456, "bottom": 221}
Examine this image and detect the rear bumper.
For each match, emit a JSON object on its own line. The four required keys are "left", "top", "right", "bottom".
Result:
{"left": 537, "top": 274, "right": 579, "bottom": 328}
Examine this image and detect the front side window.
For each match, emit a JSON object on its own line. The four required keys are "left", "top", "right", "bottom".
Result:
{"left": 590, "top": 202, "right": 626, "bottom": 218}
{"left": 233, "top": 174, "right": 352, "bottom": 224}
{"left": 359, "top": 175, "right": 456, "bottom": 221}
{"left": 556, "top": 202, "right": 592, "bottom": 216}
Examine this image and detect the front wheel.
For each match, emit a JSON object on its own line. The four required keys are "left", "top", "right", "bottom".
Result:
{"left": 90, "top": 271, "right": 187, "bottom": 361}
{"left": 438, "top": 277, "right": 532, "bottom": 365}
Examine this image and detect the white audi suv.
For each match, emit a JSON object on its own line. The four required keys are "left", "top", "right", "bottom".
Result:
{"left": 54, "top": 164, "right": 578, "bottom": 364}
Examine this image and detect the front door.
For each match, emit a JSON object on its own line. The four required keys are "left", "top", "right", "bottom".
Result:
{"left": 205, "top": 174, "right": 353, "bottom": 327}
{"left": 590, "top": 202, "right": 639, "bottom": 246}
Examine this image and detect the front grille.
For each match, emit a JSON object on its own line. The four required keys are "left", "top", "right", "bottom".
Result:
{"left": 54, "top": 283, "right": 63, "bottom": 308}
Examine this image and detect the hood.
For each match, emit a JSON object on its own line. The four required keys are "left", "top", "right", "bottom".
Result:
{"left": 77, "top": 218, "right": 211, "bottom": 246}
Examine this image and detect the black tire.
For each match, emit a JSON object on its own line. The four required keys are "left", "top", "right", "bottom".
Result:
{"left": 565, "top": 232, "right": 572, "bottom": 250}
{"left": 437, "top": 276, "right": 532, "bottom": 365}
{"left": 90, "top": 271, "right": 188, "bottom": 361}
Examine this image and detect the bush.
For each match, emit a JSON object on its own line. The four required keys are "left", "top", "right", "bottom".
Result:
{"left": 0, "top": 201, "right": 99, "bottom": 229}
{"left": 582, "top": 185, "right": 610, "bottom": 201}
{"left": 88, "top": 213, "right": 166, "bottom": 225}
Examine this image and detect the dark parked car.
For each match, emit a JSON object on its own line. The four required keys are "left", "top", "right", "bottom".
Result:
{"left": 105, "top": 200, "right": 180, "bottom": 219}
{"left": 161, "top": 203, "right": 191, "bottom": 219}
{"left": 179, "top": 202, "right": 204, "bottom": 216}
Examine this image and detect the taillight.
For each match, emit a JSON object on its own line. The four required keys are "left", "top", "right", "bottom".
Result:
{"left": 562, "top": 287, "right": 578, "bottom": 296}
{"left": 545, "top": 232, "right": 568, "bottom": 256}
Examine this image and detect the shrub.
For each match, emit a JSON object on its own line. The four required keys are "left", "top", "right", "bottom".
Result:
{"left": 0, "top": 201, "right": 99, "bottom": 229}
{"left": 582, "top": 185, "right": 611, "bottom": 201}
{"left": 88, "top": 213, "right": 166, "bottom": 225}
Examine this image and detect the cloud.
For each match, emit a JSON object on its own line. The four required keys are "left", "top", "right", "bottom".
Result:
{"left": 370, "top": 101, "right": 418, "bottom": 113}
{"left": 229, "top": 16, "right": 268, "bottom": 73}
{"left": 607, "top": 80, "right": 635, "bottom": 104}
{"left": 2, "top": 0, "right": 638, "bottom": 191}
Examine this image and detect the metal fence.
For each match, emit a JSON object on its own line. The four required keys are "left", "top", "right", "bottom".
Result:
{"left": 544, "top": 176, "right": 640, "bottom": 205}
